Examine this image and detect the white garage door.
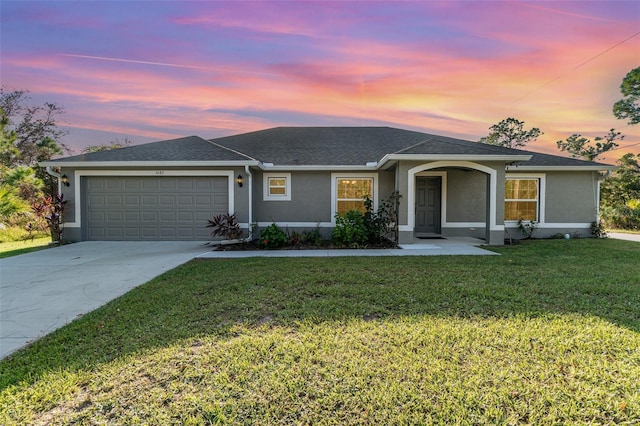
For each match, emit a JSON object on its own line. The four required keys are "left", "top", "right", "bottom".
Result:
{"left": 86, "top": 176, "right": 229, "bottom": 240}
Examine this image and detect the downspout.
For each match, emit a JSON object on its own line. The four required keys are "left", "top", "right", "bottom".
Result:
{"left": 244, "top": 164, "right": 253, "bottom": 242}
{"left": 211, "top": 165, "right": 254, "bottom": 246}
{"left": 45, "top": 166, "right": 62, "bottom": 194}
{"left": 596, "top": 170, "right": 611, "bottom": 223}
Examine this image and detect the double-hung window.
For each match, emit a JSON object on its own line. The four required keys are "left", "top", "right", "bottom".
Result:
{"left": 336, "top": 177, "right": 373, "bottom": 215}
{"left": 263, "top": 173, "right": 291, "bottom": 201}
{"left": 505, "top": 178, "right": 539, "bottom": 221}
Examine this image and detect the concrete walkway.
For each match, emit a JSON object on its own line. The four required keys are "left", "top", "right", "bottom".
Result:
{"left": 607, "top": 232, "right": 640, "bottom": 242}
{"left": 0, "top": 238, "right": 496, "bottom": 359}
{"left": 198, "top": 237, "right": 498, "bottom": 258}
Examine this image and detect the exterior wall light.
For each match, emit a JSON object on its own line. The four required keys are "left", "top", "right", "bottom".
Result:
{"left": 236, "top": 174, "right": 244, "bottom": 187}
{"left": 61, "top": 174, "right": 70, "bottom": 187}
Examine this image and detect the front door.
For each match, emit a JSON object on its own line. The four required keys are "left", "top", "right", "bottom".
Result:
{"left": 415, "top": 177, "right": 441, "bottom": 234}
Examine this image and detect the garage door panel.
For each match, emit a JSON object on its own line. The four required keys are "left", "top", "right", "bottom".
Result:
{"left": 106, "top": 228, "right": 124, "bottom": 238}
{"left": 124, "top": 211, "right": 140, "bottom": 221}
{"left": 107, "top": 212, "right": 123, "bottom": 221}
{"left": 124, "top": 196, "right": 140, "bottom": 206}
{"left": 159, "top": 212, "right": 176, "bottom": 222}
{"left": 87, "top": 176, "right": 229, "bottom": 240}
{"left": 141, "top": 180, "right": 157, "bottom": 190}
{"left": 159, "top": 196, "right": 174, "bottom": 205}
{"left": 106, "top": 180, "right": 123, "bottom": 191}
{"left": 106, "top": 195, "right": 122, "bottom": 206}
{"left": 142, "top": 212, "right": 158, "bottom": 222}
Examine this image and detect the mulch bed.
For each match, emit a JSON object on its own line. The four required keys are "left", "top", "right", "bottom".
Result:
{"left": 212, "top": 240, "right": 397, "bottom": 251}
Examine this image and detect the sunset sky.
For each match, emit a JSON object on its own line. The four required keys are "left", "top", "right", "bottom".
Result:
{"left": 1, "top": 1, "right": 639, "bottom": 163}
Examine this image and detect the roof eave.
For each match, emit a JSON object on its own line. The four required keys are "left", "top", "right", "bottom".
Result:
{"left": 377, "top": 154, "right": 532, "bottom": 168}
{"left": 258, "top": 164, "right": 377, "bottom": 171}
{"left": 39, "top": 160, "right": 260, "bottom": 168}
{"left": 506, "top": 165, "right": 615, "bottom": 171}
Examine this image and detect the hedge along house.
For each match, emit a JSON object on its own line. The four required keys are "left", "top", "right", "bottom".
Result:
{"left": 40, "top": 127, "right": 614, "bottom": 245}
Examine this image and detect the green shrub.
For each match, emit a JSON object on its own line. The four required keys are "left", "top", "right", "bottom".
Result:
{"left": 601, "top": 200, "right": 640, "bottom": 230}
{"left": 258, "top": 223, "right": 288, "bottom": 249}
{"left": 332, "top": 192, "right": 401, "bottom": 247}
{"left": 301, "top": 228, "right": 323, "bottom": 246}
{"left": 332, "top": 210, "right": 368, "bottom": 247}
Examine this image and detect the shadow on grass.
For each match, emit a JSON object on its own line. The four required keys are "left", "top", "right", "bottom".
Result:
{"left": 1, "top": 238, "right": 638, "bottom": 390}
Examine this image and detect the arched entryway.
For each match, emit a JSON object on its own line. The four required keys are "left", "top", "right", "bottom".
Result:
{"left": 402, "top": 161, "right": 503, "bottom": 245}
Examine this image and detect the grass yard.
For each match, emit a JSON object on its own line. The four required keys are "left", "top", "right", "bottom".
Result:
{"left": 0, "top": 239, "right": 639, "bottom": 424}
{"left": 0, "top": 237, "right": 52, "bottom": 259}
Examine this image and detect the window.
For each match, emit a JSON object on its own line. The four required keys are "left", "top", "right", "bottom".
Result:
{"left": 505, "top": 178, "right": 539, "bottom": 221}
{"left": 263, "top": 173, "right": 291, "bottom": 201}
{"left": 336, "top": 177, "right": 373, "bottom": 214}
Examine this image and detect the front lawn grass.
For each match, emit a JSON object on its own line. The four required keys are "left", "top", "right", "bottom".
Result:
{"left": 0, "top": 237, "right": 51, "bottom": 259}
{"left": 1, "top": 238, "right": 639, "bottom": 424}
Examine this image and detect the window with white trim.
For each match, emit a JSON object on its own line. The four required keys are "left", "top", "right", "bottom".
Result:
{"left": 505, "top": 178, "right": 539, "bottom": 221}
{"left": 336, "top": 177, "right": 373, "bottom": 215}
{"left": 263, "top": 173, "right": 291, "bottom": 201}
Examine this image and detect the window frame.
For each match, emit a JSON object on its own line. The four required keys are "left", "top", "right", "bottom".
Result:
{"left": 263, "top": 172, "right": 291, "bottom": 201}
{"left": 504, "top": 174, "right": 546, "bottom": 223}
{"left": 331, "top": 173, "right": 378, "bottom": 221}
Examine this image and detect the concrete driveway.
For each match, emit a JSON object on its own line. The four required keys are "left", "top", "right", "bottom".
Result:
{"left": 0, "top": 241, "right": 212, "bottom": 359}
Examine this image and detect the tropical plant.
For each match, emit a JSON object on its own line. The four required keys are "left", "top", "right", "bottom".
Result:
{"left": 31, "top": 193, "right": 67, "bottom": 243}
{"left": 206, "top": 213, "right": 242, "bottom": 240}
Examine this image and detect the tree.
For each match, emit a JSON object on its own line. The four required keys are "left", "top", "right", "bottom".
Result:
{"left": 479, "top": 117, "right": 543, "bottom": 149}
{"left": 600, "top": 153, "right": 640, "bottom": 208}
{"left": 0, "top": 88, "right": 68, "bottom": 167}
{"left": 83, "top": 137, "right": 132, "bottom": 153}
{"left": 613, "top": 66, "right": 640, "bottom": 125}
{"left": 556, "top": 129, "right": 623, "bottom": 161}
{"left": 0, "top": 185, "right": 30, "bottom": 222}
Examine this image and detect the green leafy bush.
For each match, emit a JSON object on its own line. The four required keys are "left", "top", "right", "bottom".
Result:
{"left": 601, "top": 200, "right": 640, "bottom": 230}
{"left": 301, "top": 228, "right": 323, "bottom": 246}
{"left": 332, "top": 192, "right": 401, "bottom": 247}
{"left": 332, "top": 210, "right": 368, "bottom": 247}
{"left": 258, "top": 223, "right": 288, "bottom": 249}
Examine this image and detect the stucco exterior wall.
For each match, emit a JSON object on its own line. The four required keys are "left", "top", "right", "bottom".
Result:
{"left": 544, "top": 171, "right": 598, "bottom": 223}
{"left": 251, "top": 169, "right": 396, "bottom": 225}
{"left": 445, "top": 169, "right": 486, "bottom": 223}
{"left": 252, "top": 171, "right": 331, "bottom": 223}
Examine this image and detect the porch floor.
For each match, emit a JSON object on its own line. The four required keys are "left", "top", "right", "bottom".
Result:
{"left": 398, "top": 236, "right": 496, "bottom": 255}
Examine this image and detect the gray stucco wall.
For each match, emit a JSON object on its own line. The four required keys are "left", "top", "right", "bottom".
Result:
{"left": 252, "top": 170, "right": 396, "bottom": 224}
{"left": 253, "top": 171, "right": 331, "bottom": 223}
{"left": 446, "top": 169, "right": 486, "bottom": 223}
{"left": 544, "top": 171, "right": 598, "bottom": 223}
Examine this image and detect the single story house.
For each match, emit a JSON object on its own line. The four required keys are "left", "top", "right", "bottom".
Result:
{"left": 40, "top": 126, "right": 614, "bottom": 245}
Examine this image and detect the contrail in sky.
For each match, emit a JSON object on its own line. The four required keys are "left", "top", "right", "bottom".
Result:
{"left": 60, "top": 53, "right": 278, "bottom": 76}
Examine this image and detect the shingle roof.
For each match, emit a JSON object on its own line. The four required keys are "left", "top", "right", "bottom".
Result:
{"left": 46, "top": 136, "right": 253, "bottom": 163}
{"left": 213, "top": 127, "right": 611, "bottom": 168}
{"left": 44, "top": 127, "right": 612, "bottom": 168}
